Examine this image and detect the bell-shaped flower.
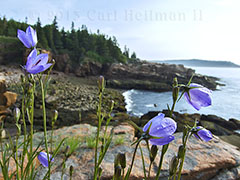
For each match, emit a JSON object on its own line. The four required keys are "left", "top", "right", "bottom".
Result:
{"left": 184, "top": 83, "right": 212, "bottom": 111}
{"left": 194, "top": 126, "right": 213, "bottom": 142}
{"left": 17, "top": 26, "right": 37, "bottom": 48}
{"left": 143, "top": 113, "right": 177, "bottom": 145}
{"left": 24, "top": 48, "right": 52, "bottom": 74}
{"left": 38, "top": 152, "right": 54, "bottom": 167}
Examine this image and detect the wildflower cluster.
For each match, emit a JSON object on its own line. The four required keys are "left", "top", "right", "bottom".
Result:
{"left": 0, "top": 25, "right": 214, "bottom": 180}
{"left": 0, "top": 26, "right": 65, "bottom": 180}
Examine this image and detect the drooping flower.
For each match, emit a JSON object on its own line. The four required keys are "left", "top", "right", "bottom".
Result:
{"left": 184, "top": 83, "right": 212, "bottom": 111}
{"left": 17, "top": 26, "right": 37, "bottom": 48}
{"left": 193, "top": 126, "right": 213, "bottom": 142}
{"left": 143, "top": 113, "right": 177, "bottom": 145}
{"left": 24, "top": 48, "right": 52, "bottom": 74}
{"left": 38, "top": 152, "right": 54, "bottom": 167}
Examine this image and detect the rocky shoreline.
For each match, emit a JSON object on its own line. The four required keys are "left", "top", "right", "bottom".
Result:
{"left": 57, "top": 60, "right": 221, "bottom": 92}
{"left": 1, "top": 64, "right": 240, "bottom": 179}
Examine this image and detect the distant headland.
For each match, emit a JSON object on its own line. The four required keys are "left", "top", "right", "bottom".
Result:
{"left": 151, "top": 59, "right": 240, "bottom": 68}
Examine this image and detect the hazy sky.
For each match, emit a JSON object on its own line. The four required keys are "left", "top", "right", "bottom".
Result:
{"left": 1, "top": 0, "right": 240, "bottom": 64}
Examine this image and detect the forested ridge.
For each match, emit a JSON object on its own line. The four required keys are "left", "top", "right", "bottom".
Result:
{"left": 0, "top": 16, "right": 137, "bottom": 65}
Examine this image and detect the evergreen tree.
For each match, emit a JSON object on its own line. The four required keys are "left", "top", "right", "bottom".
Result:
{"left": 0, "top": 18, "right": 3, "bottom": 35}
{"left": 36, "top": 18, "right": 49, "bottom": 49}
{"left": 123, "top": 45, "right": 129, "bottom": 58}
{"left": 0, "top": 16, "right": 136, "bottom": 66}
{"left": 96, "top": 35, "right": 109, "bottom": 58}
{"left": 131, "top": 52, "right": 137, "bottom": 59}
{"left": 43, "top": 25, "right": 55, "bottom": 51}
{"left": 52, "top": 16, "right": 63, "bottom": 51}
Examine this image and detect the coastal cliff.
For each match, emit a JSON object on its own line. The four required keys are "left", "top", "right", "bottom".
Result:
{"left": 55, "top": 59, "right": 220, "bottom": 92}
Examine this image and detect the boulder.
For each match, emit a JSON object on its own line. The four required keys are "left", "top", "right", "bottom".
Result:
{"left": 54, "top": 53, "right": 72, "bottom": 73}
{"left": 0, "top": 78, "right": 17, "bottom": 118}
{"left": 74, "top": 61, "right": 102, "bottom": 77}
{"left": 24, "top": 124, "right": 240, "bottom": 180}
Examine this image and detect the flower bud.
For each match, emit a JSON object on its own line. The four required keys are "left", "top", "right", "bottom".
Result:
{"left": 14, "top": 108, "right": 21, "bottom": 123}
{"left": 114, "top": 165, "right": 122, "bottom": 180}
{"left": 177, "top": 145, "right": 185, "bottom": 159}
{"left": 150, "top": 145, "right": 158, "bottom": 162}
{"left": 52, "top": 59, "right": 56, "bottom": 65}
{"left": 98, "top": 76, "right": 105, "bottom": 92}
{"left": 69, "top": 165, "right": 74, "bottom": 177}
{"left": 110, "top": 100, "right": 115, "bottom": 110}
{"left": 0, "top": 129, "right": 6, "bottom": 139}
{"left": 118, "top": 152, "right": 126, "bottom": 169}
{"left": 182, "top": 126, "right": 188, "bottom": 143}
{"left": 169, "top": 155, "right": 179, "bottom": 177}
{"left": 173, "top": 77, "right": 178, "bottom": 87}
{"left": 172, "top": 86, "right": 179, "bottom": 103}
{"left": 20, "top": 75, "right": 25, "bottom": 84}
{"left": 114, "top": 154, "right": 120, "bottom": 168}
{"left": 52, "top": 110, "right": 58, "bottom": 124}
{"left": 172, "top": 77, "right": 179, "bottom": 102}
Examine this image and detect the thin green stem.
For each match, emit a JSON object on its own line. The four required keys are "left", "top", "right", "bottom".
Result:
{"left": 50, "top": 123, "right": 54, "bottom": 153}
{"left": 15, "top": 126, "right": 21, "bottom": 179}
{"left": 29, "top": 81, "right": 35, "bottom": 173}
{"left": 169, "top": 100, "right": 176, "bottom": 118}
{"left": 148, "top": 162, "right": 152, "bottom": 179}
{"left": 173, "top": 172, "right": 177, "bottom": 180}
{"left": 145, "top": 140, "right": 152, "bottom": 178}
{"left": 155, "top": 96, "right": 177, "bottom": 179}
{"left": 40, "top": 79, "right": 51, "bottom": 179}
{"left": 177, "top": 133, "right": 189, "bottom": 180}
{"left": 122, "top": 169, "right": 125, "bottom": 180}
{"left": 21, "top": 83, "right": 27, "bottom": 178}
{"left": 139, "top": 145, "right": 147, "bottom": 179}
{"left": 155, "top": 146, "right": 165, "bottom": 179}
{"left": 93, "top": 91, "right": 103, "bottom": 180}
{"left": 124, "top": 140, "right": 141, "bottom": 180}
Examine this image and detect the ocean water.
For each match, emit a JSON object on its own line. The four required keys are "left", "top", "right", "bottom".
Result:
{"left": 122, "top": 67, "right": 240, "bottom": 120}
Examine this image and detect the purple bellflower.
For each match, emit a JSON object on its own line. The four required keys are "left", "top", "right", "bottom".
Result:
{"left": 24, "top": 48, "right": 52, "bottom": 74}
{"left": 38, "top": 152, "right": 54, "bottom": 167}
{"left": 17, "top": 26, "right": 37, "bottom": 48}
{"left": 184, "top": 83, "right": 212, "bottom": 111}
{"left": 194, "top": 126, "right": 213, "bottom": 142}
{"left": 143, "top": 113, "right": 177, "bottom": 146}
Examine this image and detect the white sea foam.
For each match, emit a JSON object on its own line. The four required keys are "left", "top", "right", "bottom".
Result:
{"left": 132, "top": 112, "right": 144, "bottom": 117}
{"left": 122, "top": 89, "right": 135, "bottom": 112}
{"left": 145, "top": 104, "right": 155, "bottom": 107}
